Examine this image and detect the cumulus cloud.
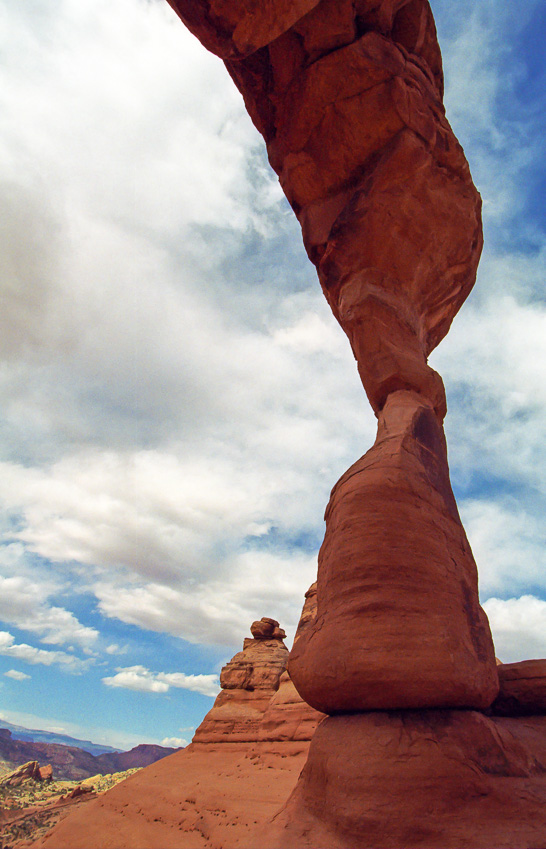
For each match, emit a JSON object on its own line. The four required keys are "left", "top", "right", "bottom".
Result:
{"left": 0, "top": 574, "right": 98, "bottom": 649}
{"left": 102, "top": 665, "right": 220, "bottom": 698}
{"left": 161, "top": 736, "right": 188, "bottom": 748}
{"left": 460, "top": 498, "right": 546, "bottom": 600}
{"left": 105, "top": 644, "right": 129, "bottom": 656}
{"left": 0, "top": 632, "right": 91, "bottom": 673}
{"left": 4, "top": 670, "right": 30, "bottom": 681}
{"left": 484, "top": 596, "right": 546, "bottom": 663}
{"left": 94, "top": 549, "right": 317, "bottom": 646}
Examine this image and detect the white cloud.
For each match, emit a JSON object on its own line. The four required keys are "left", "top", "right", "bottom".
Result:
{"left": 105, "top": 643, "right": 128, "bottom": 656}
{"left": 484, "top": 596, "right": 546, "bottom": 663}
{"left": 161, "top": 736, "right": 188, "bottom": 748}
{"left": 102, "top": 665, "right": 220, "bottom": 698}
{"left": 0, "top": 631, "right": 91, "bottom": 673}
{"left": 4, "top": 669, "right": 30, "bottom": 681}
{"left": 94, "top": 548, "right": 317, "bottom": 646}
{"left": 0, "top": 574, "right": 98, "bottom": 649}
{"left": 460, "top": 499, "right": 546, "bottom": 600}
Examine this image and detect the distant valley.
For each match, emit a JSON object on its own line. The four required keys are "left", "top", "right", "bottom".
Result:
{"left": 0, "top": 721, "right": 179, "bottom": 780}
{"left": 0, "top": 719, "right": 120, "bottom": 756}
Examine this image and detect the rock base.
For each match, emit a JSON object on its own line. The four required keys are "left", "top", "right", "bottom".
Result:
{"left": 259, "top": 710, "right": 546, "bottom": 849}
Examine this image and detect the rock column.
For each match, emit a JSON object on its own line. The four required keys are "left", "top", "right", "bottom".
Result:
{"left": 166, "top": 0, "right": 498, "bottom": 710}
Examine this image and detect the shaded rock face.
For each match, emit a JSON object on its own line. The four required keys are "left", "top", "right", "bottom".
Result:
{"left": 259, "top": 711, "right": 546, "bottom": 849}
{"left": 492, "top": 660, "right": 546, "bottom": 717}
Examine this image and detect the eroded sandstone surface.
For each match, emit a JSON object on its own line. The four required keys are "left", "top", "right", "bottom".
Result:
{"left": 194, "top": 614, "right": 324, "bottom": 747}
{"left": 166, "top": 0, "right": 497, "bottom": 711}
{"left": 29, "top": 615, "right": 323, "bottom": 848}
{"left": 193, "top": 617, "right": 290, "bottom": 744}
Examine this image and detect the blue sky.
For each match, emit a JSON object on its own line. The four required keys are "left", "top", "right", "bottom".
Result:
{"left": 0, "top": 0, "right": 545, "bottom": 749}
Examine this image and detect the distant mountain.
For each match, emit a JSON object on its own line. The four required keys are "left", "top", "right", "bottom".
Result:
{"left": 0, "top": 719, "right": 120, "bottom": 756}
{"left": 0, "top": 728, "right": 179, "bottom": 781}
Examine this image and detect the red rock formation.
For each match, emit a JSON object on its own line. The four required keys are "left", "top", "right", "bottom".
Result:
{"left": 259, "top": 711, "right": 546, "bottom": 849}
{"left": 257, "top": 670, "right": 325, "bottom": 745}
{"left": 30, "top": 613, "right": 319, "bottom": 848}
{"left": 290, "top": 391, "right": 498, "bottom": 712}
{"left": 193, "top": 618, "right": 289, "bottom": 744}
{"left": 256, "top": 595, "right": 326, "bottom": 747}
{"left": 33, "top": 1, "right": 546, "bottom": 845}
{"left": 38, "top": 764, "right": 53, "bottom": 782}
{"left": 0, "top": 760, "right": 42, "bottom": 787}
{"left": 192, "top": 614, "right": 325, "bottom": 748}
{"left": 166, "top": 0, "right": 497, "bottom": 711}
{"left": 492, "top": 659, "right": 546, "bottom": 717}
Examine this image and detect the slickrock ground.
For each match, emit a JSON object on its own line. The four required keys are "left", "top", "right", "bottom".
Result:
{"left": 27, "top": 616, "right": 324, "bottom": 848}
{"left": 28, "top": 743, "right": 307, "bottom": 849}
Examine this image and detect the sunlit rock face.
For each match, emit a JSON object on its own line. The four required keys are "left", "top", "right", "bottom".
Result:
{"left": 290, "top": 391, "right": 499, "bottom": 712}
{"left": 193, "top": 618, "right": 289, "bottom": 744}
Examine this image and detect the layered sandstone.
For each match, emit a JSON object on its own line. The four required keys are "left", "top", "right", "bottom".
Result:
{"left": 193, "top": 617, "right": 289, "bottom": 744}
{"left": 290, "top": 391, "right": 498, "bottom": 712}
{"left": 193, "top": 613, "right": 324, "bottom": 747}
{"left": 255, "top": 593, "right": 325, "bottom": 746}
{"left": 30, "top": 612, "right": 322, "bottom": 848}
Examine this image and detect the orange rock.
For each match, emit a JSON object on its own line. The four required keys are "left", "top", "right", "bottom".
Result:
{"left": 492, "top": 659, "right": 546, "bottom": 716}
{"left": 289, "top": 391, "right": 498, "bottom": 712}
{"left": 0, "top": 759, "right": 41, "bottom": 786}
{"left": 167, "top": 1, "right": 496, "bottom": 714}
{"left": 257, "top": 670, "right": 325, "bottom": 745}
{"left": 259, "top": 710, "right": 546, "bottom": 849}
{"left": 32, "top": 743, "right": 309, "bottom": 849}
{"left": 38, "top": 764, "right": 53, "bottom": 782}
{"left": 165, "top": 0, "right": 321, "bottom": 59}
{"left": 249, "top": 616, "right": 286, "bottom": 641}
{"left": 193, "top": 620, "right": 289, "bottom": 744}
{"left": 293, "top": 582, "right": 317, "bottom": 642}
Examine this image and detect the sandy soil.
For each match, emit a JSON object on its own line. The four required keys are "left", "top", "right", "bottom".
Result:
{"left": 26, "top": 742, "right": 309, "bottom": 849}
